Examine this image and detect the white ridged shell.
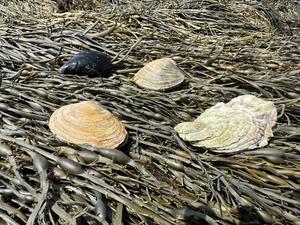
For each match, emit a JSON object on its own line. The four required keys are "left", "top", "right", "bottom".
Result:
{"left": 133, "top": 58, "right": 185, "bottom": 91}
{"left": 174, "top": 95, "right": 277, "bottom": 153}
{"left": 49, "top": 101, "right": 127, "bottom": 149}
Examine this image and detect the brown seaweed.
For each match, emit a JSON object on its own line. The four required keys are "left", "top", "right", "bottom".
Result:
{"left": 0, "top": 0, "right": 299, "bottom": 225}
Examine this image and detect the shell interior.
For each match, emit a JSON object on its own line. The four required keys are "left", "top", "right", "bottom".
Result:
{"left": 49, "top": 101, "right": 127, "bottom": 149}
{"left": 174, "top": 95, "right": 277, "bottom": 153}
{"left": 133, "top": 58, "right": 185, "bottom": 91}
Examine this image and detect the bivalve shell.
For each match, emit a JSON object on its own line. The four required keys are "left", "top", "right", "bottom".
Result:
{"left": 174, "top": 95, "right": 277, "bottom": 153}
{"left": 49, "top": 101, "right": 127, "bottom": 149}
{"left": 59, "top": 51, "right": 112, "bottom": 78}
{"left": 133, "top": 58, "right": 185, "bottom": 91}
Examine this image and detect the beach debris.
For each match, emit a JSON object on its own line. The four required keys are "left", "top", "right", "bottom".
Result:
{"left": 133, "top": 58, "right": 185, "bottom": 91}
{"left": 174, "top": 95, "right": 277, "bottom": 153}
{"left": 49, "top": 101, "right": 127, "bottom": 149}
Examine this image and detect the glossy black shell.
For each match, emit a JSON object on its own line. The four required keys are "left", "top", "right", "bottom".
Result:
{"left": 59, "top": 51, "right": 112, "bottom": 77}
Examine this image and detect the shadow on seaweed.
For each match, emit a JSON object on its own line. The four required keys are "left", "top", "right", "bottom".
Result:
{"left": 42, "top": 180, "right": 62, "bottom": 224}
{"left": 237, "top": 205, "right": 271, "bottom": 225}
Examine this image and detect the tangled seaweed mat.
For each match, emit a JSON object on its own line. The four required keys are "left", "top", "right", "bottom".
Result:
{"left": 0, "top": 0, "right": 299, "bottom": 224}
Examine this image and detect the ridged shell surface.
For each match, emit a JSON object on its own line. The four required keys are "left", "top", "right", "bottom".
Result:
{"left": 49, "top": 101, "right": 127, "bottom": 149}
{"left": 133, "top": 58, "right": 185, "bottom": 91}
{"left": 174, "top": 95, "right": 277, "bottom": 153}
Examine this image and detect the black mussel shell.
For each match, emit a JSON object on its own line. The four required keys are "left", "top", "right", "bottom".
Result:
{"left": 59, "top": 51, "right": 112, "bottom": 77}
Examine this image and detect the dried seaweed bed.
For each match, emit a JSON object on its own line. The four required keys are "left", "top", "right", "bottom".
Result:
{"left": 0, "top": 0, "right": 299, "bottom": 224}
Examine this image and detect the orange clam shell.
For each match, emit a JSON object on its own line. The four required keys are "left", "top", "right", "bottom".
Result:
{"left": 49, "top": 101, "right": 127, "bottom": 149}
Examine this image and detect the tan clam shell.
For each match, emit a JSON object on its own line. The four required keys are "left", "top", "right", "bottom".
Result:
{"left": 174, "top": 95, "right": 277, "bottom": 153}
{"left": 133, "top": 58, "right": 185, "bottom": 91}
{"left": 49, "top": 101, "right": 127, "bottom": 149}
